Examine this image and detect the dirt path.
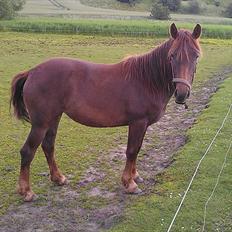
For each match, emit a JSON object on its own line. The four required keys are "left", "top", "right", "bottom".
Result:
{"left": 0, "top": 67, "right": 232, "bottom": 232}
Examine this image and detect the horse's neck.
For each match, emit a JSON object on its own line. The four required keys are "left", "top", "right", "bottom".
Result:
{"left": 122, "top": 39, "right": 175, "bottom": 101}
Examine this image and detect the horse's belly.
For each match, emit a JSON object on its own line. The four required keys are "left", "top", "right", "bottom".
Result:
{"left": 65, "top": 106, "right": 128, "bottom": 127}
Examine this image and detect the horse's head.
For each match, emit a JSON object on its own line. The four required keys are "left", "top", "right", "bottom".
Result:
{"left": 169, "top": 23, "right": 202, "bottom": 105}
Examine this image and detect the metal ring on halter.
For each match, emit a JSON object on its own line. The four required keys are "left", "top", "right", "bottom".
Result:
{"left": 172, "top": 78, "right": 192, "bottom": 90}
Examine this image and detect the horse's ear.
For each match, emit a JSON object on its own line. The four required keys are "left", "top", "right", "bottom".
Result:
{"left": 170, "top": 23, "right": 178, "bottom": 39}
{"left": 192, "top": 24, "right": 202, "bottom": 39}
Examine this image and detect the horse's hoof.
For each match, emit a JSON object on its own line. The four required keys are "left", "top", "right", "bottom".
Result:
{"left": 124, "top": 186, "right": 142, "bottom": 195}
{"left": 24, "top": 191, "right": 37, "bottom": 202}
{"left": 61, "top": 177, "right": 69, "bottom": 185}
{"left": 17, "top": 184, "right": 31, "bottom": 196}
{"left": 134, "top": 176, "right": 144, "bottom": 183}
{"left": 58, "top": 175, "right": 68, "bottom": 185}
{"left": 134, "top": 187, "right": 142, "bottom": 194}
{"left": 51, "top": 175, "right": 68, "bottom": 186}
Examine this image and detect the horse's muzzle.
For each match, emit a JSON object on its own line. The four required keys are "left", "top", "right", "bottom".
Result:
{"left": 174, "top": 89, "right": 190, "bottom": 104}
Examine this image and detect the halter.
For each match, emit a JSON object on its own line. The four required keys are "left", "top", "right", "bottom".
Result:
{"left": 170, "top": 60, "right": 192, "bottom": 90}
{"left": 172, "top": 78, "right": 192, "bottom": 90}
{"left": 171, "top": 62, "right": 192, "bottom": 109}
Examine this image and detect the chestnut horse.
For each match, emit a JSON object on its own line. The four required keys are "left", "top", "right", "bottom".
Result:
{"left": 11, "top": 23, "right": 201, "bottom": 201}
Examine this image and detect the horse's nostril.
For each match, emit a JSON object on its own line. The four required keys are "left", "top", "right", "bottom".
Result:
{"left": 174, "top": 90, "right": 177, "bottom": 97}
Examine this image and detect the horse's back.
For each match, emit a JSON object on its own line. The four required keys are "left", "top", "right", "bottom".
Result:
{"left": 22, "top": 58, "right": 135, "bottom": 127}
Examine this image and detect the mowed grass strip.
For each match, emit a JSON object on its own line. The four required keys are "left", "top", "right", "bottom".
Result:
{"left": 0, "top": 18, "right": 232, "bottom": 39}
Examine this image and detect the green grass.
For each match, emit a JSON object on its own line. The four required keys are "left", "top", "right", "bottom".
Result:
{"left": 0, "top": 32, "right": 232, "bottom": 231}
{"left": 0, "top": 18, "right": 232, "bottom": 38}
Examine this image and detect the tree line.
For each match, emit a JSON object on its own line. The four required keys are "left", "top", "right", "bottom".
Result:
{"left": 0, "top": 0, "right": 25, "bottom": 19}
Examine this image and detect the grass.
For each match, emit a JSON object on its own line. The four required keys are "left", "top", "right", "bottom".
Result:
{"left": 0, "top": 32, "right": 232, "bottom": 231}
{"left": 0, "top": 18, "right": 232, "bottom": 38}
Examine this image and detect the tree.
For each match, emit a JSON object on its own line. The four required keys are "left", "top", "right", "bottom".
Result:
{"left": 188, "top": 0, "right": 200, "bottom": 14}
{"left": 117, "top": 0, "right": 136, "bottom": 5}
{"left": 0, "top": 0, "right": 26, "bottom": 19}
{"left": 166, "top": 0, "right": 181, "bottom": 12}
{"left": 150, "top": 1, "right": 170, "bottom": 20}
{"left": 224, "top": 2, "right": 232, "bottom": 18}
{"left": 182, "top": 0, "right": 201, "bottom": 14}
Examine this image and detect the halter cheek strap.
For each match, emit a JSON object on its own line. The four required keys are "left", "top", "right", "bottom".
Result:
{"left": 172, "top": 78, "right": 192, "bottom": 90}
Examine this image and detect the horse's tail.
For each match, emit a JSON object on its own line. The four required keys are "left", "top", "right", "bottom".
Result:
{"left": 10, "top": 71, "right": 30, "bottom": 122}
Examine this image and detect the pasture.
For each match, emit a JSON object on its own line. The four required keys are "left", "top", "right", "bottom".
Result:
{"left": 0, "top": 31, "right": 232, "bottom": 231}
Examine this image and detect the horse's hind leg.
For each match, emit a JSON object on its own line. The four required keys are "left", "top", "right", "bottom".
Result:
{"left": 41, "top": 117, "right": 67, "bottom": 185}
{"left": 18, "top": 126, "right": 47, "bottom": 202}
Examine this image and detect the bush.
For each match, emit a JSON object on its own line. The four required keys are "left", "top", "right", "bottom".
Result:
{"left": 155, "top": 0, "right": 181, "bottom": 12}
{"left": 150, "top": 2, "right": 170, "bottom": 20}
{"left": 223, "top": 2, "right": 232, "bottom": 18}
{"left": 166, "top": 0, "right": 181, "bottom": 12}
{"left": 181, "top": 0, "right": 201, "bottom": 14}
{"left": 0, "top": 0, "right": 25, "bottom": 19}
{"left": 117, "top": 0, "right": 136, "bottom": 5}
{"left": 214, "top": 0, "right": 220, "bottom": 7}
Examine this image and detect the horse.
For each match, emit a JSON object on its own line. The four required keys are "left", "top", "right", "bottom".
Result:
{"left": 11, "top": 23, "right": 201, "bottom": 202}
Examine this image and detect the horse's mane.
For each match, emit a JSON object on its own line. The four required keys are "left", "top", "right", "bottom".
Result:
{"left": 122, "top": 30, "right": 201, "bottom": 95}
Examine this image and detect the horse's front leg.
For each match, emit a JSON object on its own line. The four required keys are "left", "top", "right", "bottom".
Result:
{"left": 122, "top": 119, "right": 148, "bottom": 194}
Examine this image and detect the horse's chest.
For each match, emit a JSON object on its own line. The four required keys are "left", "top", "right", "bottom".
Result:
{"left": 148, "top": 105, "right": 166, "bottom": 125}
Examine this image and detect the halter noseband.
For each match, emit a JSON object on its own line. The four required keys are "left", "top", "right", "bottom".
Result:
{"left": 170, "top": 58, "right": 192, "bottom": 90}
{"left": 172, "top": 78, "right": 192, "bottom": 90}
